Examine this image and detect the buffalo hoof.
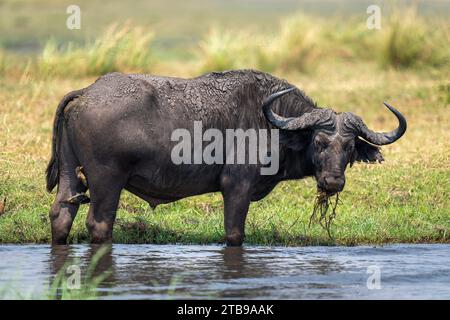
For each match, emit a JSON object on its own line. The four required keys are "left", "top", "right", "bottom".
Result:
{"left": 226, "top": 233, "right": 244, "bottom": 247}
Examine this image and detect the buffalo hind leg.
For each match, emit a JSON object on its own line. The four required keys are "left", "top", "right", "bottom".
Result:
{"left": 49, "top": 137, "right": 87, "bottom": 245}
{"left": 221, "top": 175, "right": 252, "bottom": 246}
{"left": 85, "top": 168, "right": 128, "bottom": 244}
{"left": 50, "top": 180, "right": 84, "bottom": 245}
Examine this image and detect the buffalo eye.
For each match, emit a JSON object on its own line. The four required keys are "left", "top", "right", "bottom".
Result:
{"left": 314, "top": 137, "right": 329, "bottom": 150}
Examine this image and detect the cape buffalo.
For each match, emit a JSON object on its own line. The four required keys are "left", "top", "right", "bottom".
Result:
{"left": 46, "top": 70, "right": 406, "bottom": 245}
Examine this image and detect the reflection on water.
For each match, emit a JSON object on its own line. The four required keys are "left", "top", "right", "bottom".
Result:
{"left": 0, "top": 244, "right": 449, "bottom": 299}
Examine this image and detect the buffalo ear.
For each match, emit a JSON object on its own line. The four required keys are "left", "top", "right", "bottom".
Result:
{"left": 280, "top": 131, "right": 311, "bottom": 151}
{"left": 351, "top": 138, "right": 384, "bottom": 166}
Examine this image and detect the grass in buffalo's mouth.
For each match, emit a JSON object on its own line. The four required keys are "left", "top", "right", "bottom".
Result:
{"left": 309, "top": 192, "right": 340, "bottom": 239}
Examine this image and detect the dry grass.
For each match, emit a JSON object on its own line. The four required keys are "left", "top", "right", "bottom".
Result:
{"left": 377, "top": 7, "right": 450, "bottom": 68}
{"left": 38, "top": 23, "right": 154, "bottom": 78}
{"left": 196, "top": 11, "right": 449, "bottom": 74}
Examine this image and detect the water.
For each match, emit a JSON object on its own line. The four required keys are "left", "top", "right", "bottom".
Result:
{"left": 0, "top": 244, "right": 448, "bottom": 299}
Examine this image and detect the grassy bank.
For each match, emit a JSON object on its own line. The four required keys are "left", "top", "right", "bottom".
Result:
{"left": 0, "top": 10, "right": 449, "bottom": 245}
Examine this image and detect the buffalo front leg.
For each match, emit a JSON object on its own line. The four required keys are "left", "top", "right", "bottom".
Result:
{"left": 85, "top": 168, "right": 127, "bottom": 244}
{"left": 221, "top": 180, "right": 252, "bottom": 247}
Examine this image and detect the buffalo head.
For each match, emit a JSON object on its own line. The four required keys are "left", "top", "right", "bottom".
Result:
{"left": 262, "top": 88, "right": 407, "bottom": 195}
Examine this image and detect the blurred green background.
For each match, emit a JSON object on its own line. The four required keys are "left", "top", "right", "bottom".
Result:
{"left": 1, "top": 0, "right": 449, "bottom": 57}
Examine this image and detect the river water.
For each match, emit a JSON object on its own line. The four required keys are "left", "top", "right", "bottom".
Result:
{"left": 0, "top": 244, "right": 448, "bottom": 299}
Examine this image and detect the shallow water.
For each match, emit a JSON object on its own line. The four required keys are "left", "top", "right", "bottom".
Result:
{"left": 0, "top": 244, "right": 448, "bottom": 299}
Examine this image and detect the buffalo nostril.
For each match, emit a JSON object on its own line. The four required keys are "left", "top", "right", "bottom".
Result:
{"left": 323, "top": 176, "right": 345, "bottom": 191}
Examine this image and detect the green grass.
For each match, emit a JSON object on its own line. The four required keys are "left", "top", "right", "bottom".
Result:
{"left": 0, "top": 7, "right": 449, "bottom": 245}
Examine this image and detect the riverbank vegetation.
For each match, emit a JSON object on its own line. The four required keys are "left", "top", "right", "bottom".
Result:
{"left": 0, "top": 4, "right": 449, "bottom": 245}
